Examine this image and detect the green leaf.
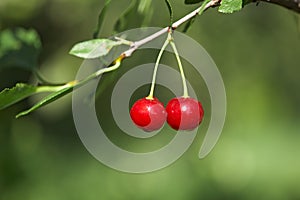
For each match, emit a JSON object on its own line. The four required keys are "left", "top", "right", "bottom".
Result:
{"left": 184, "top": 0, "right": 203, "bottom": 4}
{"left": 198, "top": 0, "right": 211, "bottom": 15}
{"left": 12, "top": 54, "right": 123, "bottom": 118}
{"left": 164, "top": 0, "right": 173, "bottom": 25}
{"left": 0, "top": 83, "right": 37, "bottom": 110}
{"left": 114, "top": 0, "right": 138, "bottom": 32}
{"left": 137, "top": 0, "right": 152, "bottom": 13}
{"left": 183, "top": 0, "right": 208, "bottom": 31}
{"left": 93, "top": 0, "right": 112, "bottom": 39}
{"left": 69, "top": 39, "right": 123, "bottom": 59}
{"left": 114, "top": 0, "right": 153, "bottom": 32}
{"left": 183, "top": 18, "right": 196, "bottom": 33}
{"left": 16, "top": 84, "right": 74, "bottom": 118}
{"left": 0, "top": 83, "right": 67, "bottom": 110}
{"left": 0, "top": 28, "right": 41, "bottom": 71}
{"left": 138, "top": 0, "right": 153, "bottom": 27}
{"left": 218, "top": 0, "right": 243, "bottom": 13}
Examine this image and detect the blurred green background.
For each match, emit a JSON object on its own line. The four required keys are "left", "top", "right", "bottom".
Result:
{"left": 1, "top": 0, "right": 300, "bottom": 199}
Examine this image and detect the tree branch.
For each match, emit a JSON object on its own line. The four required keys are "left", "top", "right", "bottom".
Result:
{"left": 116, "top": 0, "right": 300, "bottom": 62}
{"left": 123, "top": 0, "right": 220, "bottom": 58}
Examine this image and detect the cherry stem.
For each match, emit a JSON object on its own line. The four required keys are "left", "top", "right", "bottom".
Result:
{"left": 146, "top": 33, "right": 171, "bottom": 100}
{"left": 170, "top": 37, "right": 189, "bottom": 98}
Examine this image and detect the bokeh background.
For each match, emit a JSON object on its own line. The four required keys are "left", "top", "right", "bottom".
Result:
{"left": 1, "top": 0, "right": 300, "bottom": 199}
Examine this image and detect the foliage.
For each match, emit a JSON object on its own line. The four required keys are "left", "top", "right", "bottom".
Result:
{"left": 219, "top": 0, "right": 243, "bottom": 13}
{"left": 69, "top": 39, "right": 127, "bottom": 59}
{"left": 0, "top": 0, "right": 292, "bottom": 117}
{"left": 0, "top": 83, "right": 38, "bottom": 110}
{"left": 15, "top": 84, "right": 75, "bottom": 118}
{"left": 0, "top": 28, "right": 41, "bottom": 71}
{"left": 0, "top": 0, "right": 300, "bottom": 200}
{"left": 114, "top": 0, "right": 154, "bottom": 33}
{"left": 93, "top": 0, "right": 112, "bottom": 39}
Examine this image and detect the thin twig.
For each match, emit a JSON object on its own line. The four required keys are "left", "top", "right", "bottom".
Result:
{"left": 122, "top": 0, "right": 220, "bottom": 58}
{"left": 78, "top": 0, "right": 220, "bottom": 86}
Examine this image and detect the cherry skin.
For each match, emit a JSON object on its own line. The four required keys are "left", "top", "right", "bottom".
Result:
{"left": 166, "top": 97, "right": 204, "bottom": 131}
{"left": 130, "top": 97, "right": 167, "bottom": 132}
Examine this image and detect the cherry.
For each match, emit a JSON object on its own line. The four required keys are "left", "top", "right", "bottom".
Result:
{"left": 166, "top": 97, "right": 204, "bottom": 131}
{"left": 130, "top": 97, "right": 167, "bottom": 132}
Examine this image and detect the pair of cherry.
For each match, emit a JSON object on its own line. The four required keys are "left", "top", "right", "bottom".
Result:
{"left": 130, "top": 96, "right": 204, "bottom": 132}
{"left": 130, "top": 31, "right": 204, "bottom": 132}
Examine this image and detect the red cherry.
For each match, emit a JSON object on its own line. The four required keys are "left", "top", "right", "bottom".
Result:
{"left": 130, "top": 97, "right": 167, "bottom": 132}
{"left": 166, "top": 97, "right": 204, "bottom": 131}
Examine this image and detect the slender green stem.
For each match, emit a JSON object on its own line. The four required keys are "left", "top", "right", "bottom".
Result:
{"left": 35, "top": 85, "right": 68, "bottom": 93}
{"left": 74, "top": 56, "right": 123, "bottom": 90}
{"left": 146, "top": 34, "right": 171, "bottom": 100}
{"left": 128, "top": 0, "right": 218, "bottom": 56}
{"left": 198, "top": 0, "right": 211, "bottom": 16}
{"left": 32, "top": 1, "right": 215, "bottom": 98}
{"left": 170, "top": 39, "right": 189, "bottom": 98}
{"left": 34, "top": 58, "right": 122, "bottom": 94}
{"left": 36, "top": 1, "right": 217, "bottom": 89}
{"left": 34, "top": 56, "right": 123, "bottom": 103}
